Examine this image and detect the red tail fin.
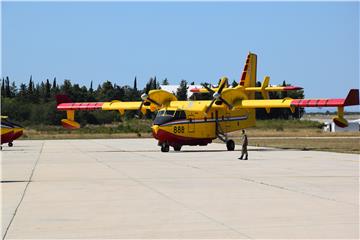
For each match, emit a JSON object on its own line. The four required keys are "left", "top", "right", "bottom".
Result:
{"left": 344, "top": 89, "right": 359, "bottom": 106}
{"left": 56, "top": 95, "right": 72, "bottom": 105}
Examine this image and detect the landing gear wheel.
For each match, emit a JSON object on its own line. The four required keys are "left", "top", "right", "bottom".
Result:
{"left": 226, "top": 140, "right": 235, "bottom": 151}
{"left": 161, "top": 143, "right": 170, "bottom": 152}
{"left": 173, "top": 145, "right": 182, "bottom": 151}
{"left": 8, "top": 142, "right": 13, "bottom": 147}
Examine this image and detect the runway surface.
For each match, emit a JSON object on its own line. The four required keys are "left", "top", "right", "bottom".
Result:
{"left": 1, "top": 139, "right": 359, "bottom": 239}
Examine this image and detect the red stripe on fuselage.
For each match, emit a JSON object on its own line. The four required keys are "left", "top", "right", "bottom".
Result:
{"left": 153, "top": 129, "right": 213, "bottom": 147}
{"left": 1, "top": 131, "right": 14, "bottom": 144}
{"left": 12, "top": 130, "right": 23, "bottom": 141}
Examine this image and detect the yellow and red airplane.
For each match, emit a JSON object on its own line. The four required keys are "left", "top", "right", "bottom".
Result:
{"left": 1, "top": 116, "right": 24, "bottom": 149}
{"left": 56, "top": 53, "right": 359, "bottom": 152}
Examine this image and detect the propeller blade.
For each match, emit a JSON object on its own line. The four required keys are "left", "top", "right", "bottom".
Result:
{"left": 219, "top": 97, "right": 233, "bottom": 109}
{"left": 205, "top": 99, "right": 216, "bottom": 114}
{"left": 147, "top": 97, "right": 161, "bottom": 106}
{"left": 136, "top": 101, "right": 144, "bottom": 119}
{"left": 217, "top": 80, "right": 227, "bottom": 93}
{"left": 201, "top": 83, "right": 215, "bottom": 94}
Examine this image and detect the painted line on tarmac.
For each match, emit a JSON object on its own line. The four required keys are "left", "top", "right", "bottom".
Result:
{"left": 2, "top": 141, "right": 45, "bottom": 240}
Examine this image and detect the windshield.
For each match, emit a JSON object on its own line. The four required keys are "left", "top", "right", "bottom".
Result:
{"left": 156, "top": 110, "right": 176, "bottom": 117}
{"left": 154, "top": 110, "right": 186, "bottom": 125}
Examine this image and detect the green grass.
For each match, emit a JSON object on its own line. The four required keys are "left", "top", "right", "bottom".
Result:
{"left": 23, "top": 119, "right": 153, "bottom": 139}
{"left": 254, "top": 119, "right": 324, "bottom": 130}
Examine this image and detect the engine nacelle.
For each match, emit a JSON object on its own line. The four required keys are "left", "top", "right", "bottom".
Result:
{"left": 61, "top": 119, "right": 80, "bottom": 129}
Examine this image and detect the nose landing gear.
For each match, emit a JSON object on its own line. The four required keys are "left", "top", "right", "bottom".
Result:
{"left": 160, "top": 143, "right": 170, "bottom": 152}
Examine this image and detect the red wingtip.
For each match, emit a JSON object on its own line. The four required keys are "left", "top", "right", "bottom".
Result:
{"left": 344, "top": 89, "right": 359, "bottom": 106}
{"left": 56, "top": 95, "right": 72, "bottom": 105}
{"left": 190, "top": 88, "right": 201, "bottom": 93}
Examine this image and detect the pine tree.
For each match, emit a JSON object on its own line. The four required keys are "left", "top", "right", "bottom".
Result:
{"left": 18, "top": 83, "right": 27, "bottom": 101}
{"left": 33, "top": 83, "right": 41, "bottom": 103}
{"left": 144, "top": 77, "right": 153, "bottom": 94}
{"left": 89, "top": 81, "right": 93, "bottom": 93}
{"left": 133, "top": 76, "right": 137, "bottom": 91}
{"left": 1, "top": 78, "right": 5, "bottom": 97}
{"left": 176, "top": 80, "right": 188, "bottom": 100}
{"left": 5, "top": 76, "right": 11, "bottom": 97}
{"left": 51, "top": 77, "right": 59, "bottom": 96}
{"left": 153, "top": 76, "right": 157, "bottom": 89}
{"left": 45, "top": 79, "right": 51, "bottom": 100}
{"left": 28, "top": 75, "right": 34, "bottom": 96}
{"left": 161, "top": 78, "right": 169, "bottom": 85}
{"left": 231, "top": 80, "right": 238, "bottom": 87}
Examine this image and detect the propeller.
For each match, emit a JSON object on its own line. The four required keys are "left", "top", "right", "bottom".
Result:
{"left": 136, "top": 91, "right": 161, "bottom": 119}
{"left": 205, "top": 77, "right": 233, "bottom": 115}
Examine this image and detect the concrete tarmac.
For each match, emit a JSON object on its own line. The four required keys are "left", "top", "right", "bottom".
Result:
{"left": 1, "top": 139, "right": 359, "bottom": 239}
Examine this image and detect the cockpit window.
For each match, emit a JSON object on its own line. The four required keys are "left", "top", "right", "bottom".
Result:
{"left": 156, "top": 110, "right": 186, "bottom": 120}
{"left": 156, "top": 110, "right": 177, "bottom": 117}
{"left": 156, "top": 110, "right": 165, "bottom": 117}
{"left": 174, "top": 111, "right": 186, "bottom": 120}
{"left": 164, "top": 110, "right": 175, "bottom": 117}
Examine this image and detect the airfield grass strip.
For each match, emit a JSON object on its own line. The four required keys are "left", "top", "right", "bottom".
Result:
{"left": 243, "top": 138, "right": 360, "bottom": 154}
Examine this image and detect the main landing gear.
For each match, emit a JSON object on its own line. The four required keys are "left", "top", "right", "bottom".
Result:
{"left": 173, "top": 145, "right": 182, "bottom": 151}
{"left": 216, "top": 121, "right": 235, "bottom": 151}
{"left": 160, "top": 143, "right": 182, "bottom": 152}
{"left": 160, "top": 143, "right": 170, "bottom": 152}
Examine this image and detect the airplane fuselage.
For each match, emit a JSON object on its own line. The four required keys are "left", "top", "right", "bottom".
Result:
{"left": 151, "top": 105, "right": 256, "bottom": 150}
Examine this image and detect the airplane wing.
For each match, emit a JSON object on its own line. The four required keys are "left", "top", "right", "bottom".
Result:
{"left": 229, "top": 89, "right": 359, "bottom": 127}
{"left": 235, "top": 89, "right": 359, "bottom": 109}
{"left": 56, "top": 89, "right": 177, "bottom": 129}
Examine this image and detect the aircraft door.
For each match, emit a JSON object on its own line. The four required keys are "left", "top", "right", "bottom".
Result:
{"left": 188, "top": 114, "right": 195, "bottom": 133}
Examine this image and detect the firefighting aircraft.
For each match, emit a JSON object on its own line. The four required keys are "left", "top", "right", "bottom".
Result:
{"left": 1, "top": 116, "right": 24, "bottom": 149}
{"left": 56, "top": 53, "right": 359, "bottom": 152}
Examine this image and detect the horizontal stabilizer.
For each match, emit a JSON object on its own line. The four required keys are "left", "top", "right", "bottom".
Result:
{"left": 290, "top": 89, "right": 359, "bottom": 107}
{"left": 61, "top": 119, "right": 80, "bottom": 129}
{"left": 57, "top": 102, "right": 104, "bottom": 111}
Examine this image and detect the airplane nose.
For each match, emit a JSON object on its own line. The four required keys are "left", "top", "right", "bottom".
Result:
{"left": 151, "top": 125, "right": 159, "bottom": 135}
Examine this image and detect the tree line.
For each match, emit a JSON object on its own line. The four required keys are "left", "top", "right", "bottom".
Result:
{"left": 1, "top": 76, "right": 304, "bottom": 126}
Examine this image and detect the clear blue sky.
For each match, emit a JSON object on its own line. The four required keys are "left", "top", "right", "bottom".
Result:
{"left": 2, "top": 1, "right": 359, "bottom": 110}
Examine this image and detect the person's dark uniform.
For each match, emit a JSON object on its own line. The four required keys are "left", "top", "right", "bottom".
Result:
{"left": 238, "top": 130, "right": 248, "bottom": 160}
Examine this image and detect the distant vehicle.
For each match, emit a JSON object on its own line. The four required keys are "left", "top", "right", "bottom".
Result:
{"left": 56, "top": 52, "right": 359, "bottom": 152}
{"left": 1, "top": 116, "right": 24, "bottom": 149}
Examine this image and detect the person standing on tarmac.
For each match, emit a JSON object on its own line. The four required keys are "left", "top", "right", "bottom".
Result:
{"left": 238, "top": 129, "right": 248, "bottom": 160}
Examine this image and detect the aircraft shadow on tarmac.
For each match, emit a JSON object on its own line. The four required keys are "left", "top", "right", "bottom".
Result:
{"left": 180, "top": 148, "right": 282, "bottom": 153}
{"left": 1, "top": 180, "right": 29, "bottom": 184}
{"left": 90, "top": 148, "right": 281, "bottom": 153}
